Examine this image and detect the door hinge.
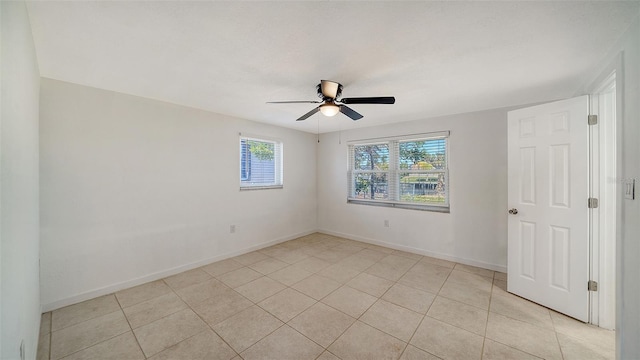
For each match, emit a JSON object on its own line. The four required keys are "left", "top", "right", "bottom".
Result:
{"left": 588, "top": 198, "right": 599, "bottom": 208}
{"left": 588, "top": 280, "right": 598, "bottom": 291}
{"left": 588, "top": 115, "right": 598, "bottom": 125}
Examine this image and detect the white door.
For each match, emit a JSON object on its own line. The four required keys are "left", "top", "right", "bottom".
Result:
{"left": 507, "top": 95, "right": 590, "bottom": 322}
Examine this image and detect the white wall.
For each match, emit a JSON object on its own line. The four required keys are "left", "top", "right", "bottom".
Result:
{"left": 580, "top": 13, "right": 640, "bottom": 359}
{"left": 39, "top": 79, "right": 317, "bottom": 310}
{"left": 317, "top": 108, "right": 509, "bottom": 271}
{"left": 1, "top": 1, "right": 42, "bottom": 359}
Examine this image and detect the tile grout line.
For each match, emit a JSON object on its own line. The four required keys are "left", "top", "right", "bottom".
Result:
{"left": 314, "top": 349, "right": 342, "bottom": 360}
{"left": 146, "top": 282, "right": 187, "bottom": 359}
{"left": 485, "top": 278, "right": 559, "bottom": 360}
{"left": 47, "top": 295, "right": 120, "bottom": 333}
{"left": 308, "top": 242, "right": 379, "bottom": 359}
{"left": 321, "top": 320, "right": 358, "bottom": 356}
{"left": 403, "top": 287, "right": 440, "bottom": 359}
{"left": 401, "top": 263, "right": 462, "bottom": 358}
{"left": 48, "top": 302, "right": 131, "bottom": 360}
{"left": 262, "top": 282, "right": 339, "bottom": 352}
{"left": 203, "top": 254, "right": 308, "bottom": 357}
{"left": 180, "top": 315, "right": 239, "bottom": 359}
{"left": 550, "top": 310, "right": 567, "bottom": 360}
{"left": 313, "top": 258, "right": 426, "bottom": 357}
{"left": 114, "top": 292, "right": 147, "bottom": 359}
{"left": 52, "top": 326, "right": 131, "bottom": 360}
{"left": 238, "top": 322, "right": 290, "bottom": 357}
{"left": 279, "top": 255, "right": 386, "bottom": 356}
{"left": 483, "top": 337, "right": 546, "bottom": 359}
{"left": 480, "top": 273, "right": 496, "bottom": 359}
{"left": 178, "top": 279, "right": 240, "bottom": 359}
{"left": 223, "top": 266, "right": 329, "bottom": 357}
{"left": 47, "top": 313, "right": 52, "bottom": 360}
{"left": 126, "top": 279, "right": 225, "bottom": 358}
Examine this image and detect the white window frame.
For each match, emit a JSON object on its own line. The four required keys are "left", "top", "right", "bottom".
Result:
{"left": 347, "top": 131, "right": 449, "bottom": 212}
{"left": 239, "top": 135, "right": 283, "bottom": 190}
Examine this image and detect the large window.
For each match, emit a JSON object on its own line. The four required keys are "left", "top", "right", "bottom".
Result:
{"left": 348, "top": 132, "right": 449, "bottom": 211}
{"left": 240, "top": 136, "right": 283, "bottom": 190}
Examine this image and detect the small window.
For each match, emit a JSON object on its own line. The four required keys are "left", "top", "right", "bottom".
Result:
{"left": 240, "top": 136, "right": 283, "bottom": 190}
{"left": 348, "top": 132, "right": 449, "bottom": 211}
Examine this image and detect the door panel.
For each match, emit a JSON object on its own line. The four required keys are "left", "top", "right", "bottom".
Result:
{"left": 519, "top": 221, "right": 536, "bottom": 280}
{"left": 508, "top": 95, "right": 589, "bottom": 322}
{"left": 520, "top": 147, "right": 536, "bottom": 204}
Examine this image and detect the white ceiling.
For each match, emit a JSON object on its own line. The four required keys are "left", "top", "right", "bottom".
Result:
{"left": 26, "top": 1, "right": 639, "bottom": 133}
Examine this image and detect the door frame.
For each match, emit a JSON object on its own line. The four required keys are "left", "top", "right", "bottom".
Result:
{"left": 584, "top": 52, "right": 622, "bottom": 330}
{"left": 589, "top": 73, "right": 616, "bottom": 329}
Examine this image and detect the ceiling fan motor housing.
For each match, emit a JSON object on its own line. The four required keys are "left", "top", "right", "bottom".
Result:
{"left": 317, "top": 81, "right": 342, "bottom": 101}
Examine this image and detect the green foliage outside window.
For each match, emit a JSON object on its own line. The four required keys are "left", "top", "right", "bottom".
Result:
{"left": 248, "top": 140, "right": 274, "bottom": 161}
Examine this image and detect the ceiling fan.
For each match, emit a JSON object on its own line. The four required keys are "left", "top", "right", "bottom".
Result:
{"left": 267, "top": 80, "right": 395, "bottom": 121}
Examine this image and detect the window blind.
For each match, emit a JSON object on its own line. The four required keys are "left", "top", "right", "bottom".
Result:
{"left": 348, "top": 132, "right": 449, "bottom": 211}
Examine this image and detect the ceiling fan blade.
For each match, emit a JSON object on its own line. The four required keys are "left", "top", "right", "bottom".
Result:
{"left": 340, "top": 105, "right": 364, "bottom": 121}
{"left": 296, "top": 106, "right": 320, "bottom": 121}
{"left": 340, "top": 96, "right": 395, "bottom": 105}
{"left": 267, "top": 100, "right": 321, "bottom": 104}
{"left": 320, "top": 80, "right": 341, "bottom": 99}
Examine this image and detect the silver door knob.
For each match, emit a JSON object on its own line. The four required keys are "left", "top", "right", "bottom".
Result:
{"left": 508, "top": 208, "right": 518, "bottom": 215}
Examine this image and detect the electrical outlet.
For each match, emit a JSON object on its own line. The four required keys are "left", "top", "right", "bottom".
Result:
{"left": 230, "top": 225, "right": 236, "bottom": 234}
{"left": 384, "top": 220, "right": 390, "bottom": 227}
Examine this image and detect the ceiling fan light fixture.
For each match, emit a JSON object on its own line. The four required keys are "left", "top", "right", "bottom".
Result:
{"left": 319, "top": 103, "right": 340, "bottom": 117}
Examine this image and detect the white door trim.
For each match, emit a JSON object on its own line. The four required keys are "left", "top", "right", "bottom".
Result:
{"left": 581, "top": 50, "right": 623, "bottom": 330}
{"left": 588, "top": 71, "right": 617, "bottom": 329}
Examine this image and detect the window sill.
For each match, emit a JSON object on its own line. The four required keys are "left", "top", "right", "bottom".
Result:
{"left": 347, "top": 199, "right": 450, "bottom": 213}
{"left": 240, "top": 185, "right": 283, "bottom": 191}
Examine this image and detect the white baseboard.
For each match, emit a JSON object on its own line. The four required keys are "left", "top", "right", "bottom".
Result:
{"left": 42, "top": 228, "right": 507, "bottom": 312}
{"left": 318, "top": 228, "right": 507, "bottom": 273}
{"left": 41, "top": 229, "right": 316, "bottom": 312}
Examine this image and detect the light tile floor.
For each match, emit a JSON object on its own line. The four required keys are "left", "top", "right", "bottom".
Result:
{"left": 37, "top": 233, "right": 615, "bottom": 360}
